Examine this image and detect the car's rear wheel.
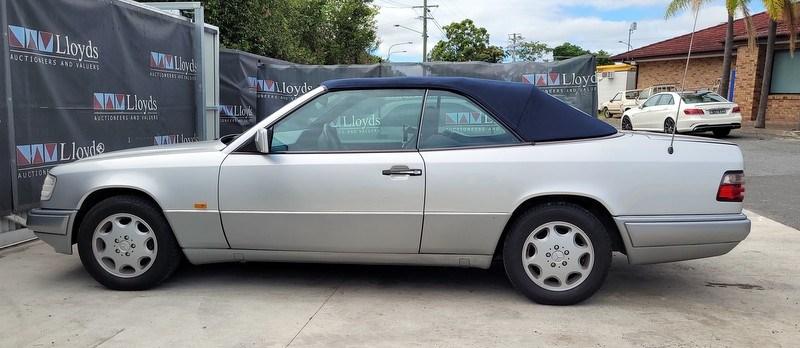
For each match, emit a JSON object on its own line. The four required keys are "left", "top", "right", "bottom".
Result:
{"left": 77, "top": 195, "right": 181, "bottom": 290}
{"left": 602, "top": 108, "right": 612, "bottom": 118}
{"left": 621, "top": 117, "right": 633, "bottom": 130}
{"left": 712, "top": 128, "right": 731, "bottom": 137}
{"left": 664, "top": 118, "right": 676, "bottom": 134}
{"left": 503, "top": 202, "right": 611, "bottom": 305}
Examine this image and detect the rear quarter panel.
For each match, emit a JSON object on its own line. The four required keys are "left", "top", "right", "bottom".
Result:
{"left": 421, "top": 133, "right": 744, "bottom": 217}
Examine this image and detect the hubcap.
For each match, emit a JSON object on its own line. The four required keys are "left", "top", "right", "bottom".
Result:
{"left": 521, "top": 221, "right": 594, "bottom": 291}
{"left": 92, "top": 213, "right": 157, "bottom": 278}
{"left": 665, "top": 119, "right": 675, "bottom": 133}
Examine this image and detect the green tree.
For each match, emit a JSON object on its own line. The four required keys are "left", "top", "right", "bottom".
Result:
{"left": 595, "top": 49, "right": 613, "bottom": 65}
{"left": 665, "top": 0, "right": 750, "bottom": 101}
{"left": 755, "top": 0, "right": 798, "bottom": 128}
{"left": 552, "top": 42, "right": 590, "bottom": 60}
{"left": 429, "top": 19, "right": 505, "bottom": 63}
{"left": 511, "top": 39, "right": 552, "bottom": 62}
{"left": 552, "top": 42, "right": 611, "bottom": 64}
{"left": 143, "top": 0, "right": 380, "bottom": 64}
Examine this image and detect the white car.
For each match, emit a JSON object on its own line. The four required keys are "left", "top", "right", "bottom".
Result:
{"left": 621, "top": 91, "right": 742, "bottom": 137}
{"left": 599, "top": 90, "right": 640, "bottom": 118}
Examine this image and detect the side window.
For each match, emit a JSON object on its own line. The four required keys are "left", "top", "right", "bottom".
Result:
{"left": 419, "top": 90, "right": 519, "bottom": 149}
{"left": 642, "top": 95, "right": 662, "bottom": 108}
{"left": 270, "top": 89, "right": 424, "bottom": 152}
{"left": 625, "top": 90, "right": 639, "bottom": 99}
{"left": 659, "top": 94, "right": 674, "bottom": 105}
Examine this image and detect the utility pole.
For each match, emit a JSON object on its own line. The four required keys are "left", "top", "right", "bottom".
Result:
{"left": 508, "top": 33, "right": 522, "bottom": 62}
{"left": 412, "top": 1, "right": 437, "bottom": 62}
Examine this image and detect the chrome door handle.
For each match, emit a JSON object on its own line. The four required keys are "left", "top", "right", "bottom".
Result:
{"left": 382, "top": 165, "right": 422, "bottom": 176}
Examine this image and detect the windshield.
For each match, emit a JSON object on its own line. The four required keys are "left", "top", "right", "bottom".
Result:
{"left": 681, "top": 92, "right": 727, "bottom": 104}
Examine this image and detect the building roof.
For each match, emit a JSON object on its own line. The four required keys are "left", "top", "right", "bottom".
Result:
{"left": 323, "top": 77, "right": 617, "bottom": 142}
{"left": 611, "top": 11, "right": 799, "bottom": 61}
{"left": 597, "top": 63, "right": 636, "bottom": 72}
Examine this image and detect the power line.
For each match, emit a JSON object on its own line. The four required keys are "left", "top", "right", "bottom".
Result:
{"left": 410, "top": 1, "right": 438, "bottom": 62}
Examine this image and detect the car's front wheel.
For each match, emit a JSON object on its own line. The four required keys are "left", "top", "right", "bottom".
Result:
{"left": 621, "top": 116, "right": 633, "bottom": 130}
{"left": 77, "top": 195, "right": 181, "bottom": 290}
{"left": 602, "top": 108, "right": 612, "bottom": 118}
{"left": 503, "top": 202, "right": 611, "bottom": 305}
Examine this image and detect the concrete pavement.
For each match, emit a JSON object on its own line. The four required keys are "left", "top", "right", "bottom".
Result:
{"left": 1, "top": 210, "right": 798, "bottom": 347}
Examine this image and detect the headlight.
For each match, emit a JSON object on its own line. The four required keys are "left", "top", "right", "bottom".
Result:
{"left": 41, "top": 174, "right": 56, "bottom": 201}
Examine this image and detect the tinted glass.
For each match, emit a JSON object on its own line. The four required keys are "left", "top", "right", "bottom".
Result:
{"left": 625, "top": 90, "right": 639, "bottom": 99}
{"left": 771, "top": 51, "right": 800, "bottom": 93}
{"left": 642, "top": 95, "right": 661, "bottom": 107}
{"left": 658, "top": 94, "right": 674, "bottom": 105}
{"left": 680, "top": 92, "right": 727, "bottom": 104}
{"left": 419, "top": 90, "right": 519, "bottom": 149}
{"left": 271, "top": 89, "right": 424, "bottom": 152}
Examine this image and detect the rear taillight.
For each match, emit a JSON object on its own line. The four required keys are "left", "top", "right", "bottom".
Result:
{"left": 732, "top": 106, "right": 741, "bottom": 113}
{"left": 683, "top": 108, "right": 704, "bottom": 116}
{"left": 717, "top": 171, "right": 745, "bottom": 202}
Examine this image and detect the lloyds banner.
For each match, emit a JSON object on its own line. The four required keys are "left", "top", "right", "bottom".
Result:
{"left": 219, "top": 50, "right": 597, "bottom": 136}
{"left": 2, "top": 0, "right": 198, "bottom": 212}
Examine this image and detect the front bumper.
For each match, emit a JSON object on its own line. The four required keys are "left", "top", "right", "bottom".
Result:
{"left": 615, "top": 213, "right": 751, "bottom": 264}
{"left": 27, "top": 208, "right": 77, "bottom": 254}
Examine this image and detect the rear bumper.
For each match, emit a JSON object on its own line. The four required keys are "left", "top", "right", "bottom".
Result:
{"left": 615, "top": 213, "right": 750, "bottom": 264}
{"left": 27, "top": 208, "right": 76, "bottom": 254}
{"left": 677, "top": 115, "right": 742, "bottom": 132}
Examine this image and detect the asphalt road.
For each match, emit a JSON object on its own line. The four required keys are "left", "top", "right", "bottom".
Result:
{"left": 604, "top": 117, "right": 800, "bottom": 230}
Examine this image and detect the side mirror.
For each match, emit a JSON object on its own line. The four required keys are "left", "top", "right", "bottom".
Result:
{"left": 255, "top": 128, "right": 271, "bottom": 154}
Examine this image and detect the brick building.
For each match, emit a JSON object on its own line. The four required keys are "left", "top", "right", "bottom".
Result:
{"left": 612, "top": 12, "right": 800, "bottom": 128}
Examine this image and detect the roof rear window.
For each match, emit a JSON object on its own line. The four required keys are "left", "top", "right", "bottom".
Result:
{"left": 681, "top": 92, "right": 727, "bottom": 104}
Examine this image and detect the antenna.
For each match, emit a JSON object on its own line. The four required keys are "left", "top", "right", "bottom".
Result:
{"left": 668, "top": 4, "right": 700, "bottom": 155}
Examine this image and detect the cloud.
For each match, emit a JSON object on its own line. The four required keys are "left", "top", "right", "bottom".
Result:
{"left": 374, "top": 0, "right": 731, "bottom": 62}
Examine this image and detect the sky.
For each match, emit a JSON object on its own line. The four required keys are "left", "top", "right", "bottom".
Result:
{"left": 373, "top": 0, "right": 766, "bottom": 62}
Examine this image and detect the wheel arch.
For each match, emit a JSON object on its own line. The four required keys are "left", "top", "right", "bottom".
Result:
{"left": 71, "top": 187, "right": 166, "bottom": 245}
{"left": 493, "top": 194, "right": 626, "bottom": 260}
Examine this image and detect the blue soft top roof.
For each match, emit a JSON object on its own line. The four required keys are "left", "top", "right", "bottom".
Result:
{"left": 322, "top": 77, "right": 616, "bottom": 142}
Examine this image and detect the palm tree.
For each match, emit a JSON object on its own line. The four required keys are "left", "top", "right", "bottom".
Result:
{"left": 665, "top": 0, "right": 751, "bottom": 98}
{"left": 755, "top": 0, "right": 798, "bottom": 128}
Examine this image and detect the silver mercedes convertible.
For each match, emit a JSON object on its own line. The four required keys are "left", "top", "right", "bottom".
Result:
{"left": 28, "top": 77, "right": 750, "bottom": 305}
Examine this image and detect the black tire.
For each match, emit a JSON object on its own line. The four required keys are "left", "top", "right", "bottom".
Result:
{"left": 77, "top": 195, "right": 181, "bottom": 290}
{"left": 664, "top": 118, "right": 676, "bottom": 134}
{"left": 712, "top": 128, "right": 731, "bottom": 137}
{"left": 602, "top": 108, "right": 612, "bottom": 118}
{"left": 621, "top": 117, "right": 633, "bottom": 130}
{"left": 503, "top": 202, "right": 611, "bottom": 305}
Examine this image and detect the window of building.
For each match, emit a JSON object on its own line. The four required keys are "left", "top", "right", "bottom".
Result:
{"left": 770, "top": 51, "right": 800, "bottom": 94}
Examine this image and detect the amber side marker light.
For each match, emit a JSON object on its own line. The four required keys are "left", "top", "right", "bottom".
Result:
{"left": 194, "top": 202, "right": 208, "bottom": 209}
{"left": 717, "top": 171, "right": 745, "bottom": 202}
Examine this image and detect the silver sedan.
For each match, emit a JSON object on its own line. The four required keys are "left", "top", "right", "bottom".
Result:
{"left": 27, "top": 77, "right": 750, "bottom": 305}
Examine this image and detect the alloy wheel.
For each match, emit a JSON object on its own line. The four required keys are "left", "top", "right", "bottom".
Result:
{"left": 521, "top": 221, "right": 595, "bottom": 292}
{"left": 91, "top": 213, "right": 158, "bottom": 278}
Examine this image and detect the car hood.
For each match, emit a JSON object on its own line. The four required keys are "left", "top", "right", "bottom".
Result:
{"left": 72, "top": 140, "right": 225, "bottom": 164}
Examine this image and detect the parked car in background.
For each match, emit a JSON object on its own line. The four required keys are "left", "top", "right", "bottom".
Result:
{"left": 637, "top": 84, "right": 677, "bottom": 101}
{"left": 28, "top": 77, "right": 750, "bottom": 305}
{"left": 600, "top": 89, "right": 640, "bottom": 118}
{"left": 621, "top": 91, "right": 742, "bottom": 137}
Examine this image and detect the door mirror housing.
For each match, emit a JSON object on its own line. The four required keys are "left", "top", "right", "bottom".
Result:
{"left": 255, "top": 128, "right": 271, "bottom": 154}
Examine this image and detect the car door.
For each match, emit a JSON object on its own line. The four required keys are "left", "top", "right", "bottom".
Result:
{"left": 608, "top": 93, "right": 622, "bottom": 113}
{"left": 416, "top": 90, "right": 522, "bottom": 255}
{"left": 633, "top": 94, "right": 662, "bottom": 130}
{"left": 218, "top": 89, "right": 426, "bottom": 253}
{"left": 656, "top": 94, "right": 677, "bottom": 129}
